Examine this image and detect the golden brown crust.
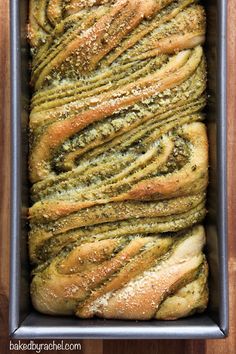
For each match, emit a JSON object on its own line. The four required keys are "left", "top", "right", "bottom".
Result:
{"left": 31, "top": 226, "right": 208, "bottom": 318}
{"left": 47, "top": 0, "right": 63, "bottom": 25}
{"left": 29, "top": 0, "right": 208, "bottom": 320}
{"left": 155, "top": 259, "right": 208, "bottom": 319}
{"left": 29, "top": 48, "right": 205, "bottom": 182}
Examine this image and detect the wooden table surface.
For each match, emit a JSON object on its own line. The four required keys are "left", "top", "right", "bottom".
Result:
{"left": 1, "top": 1, "right": 235, "bottom": 353}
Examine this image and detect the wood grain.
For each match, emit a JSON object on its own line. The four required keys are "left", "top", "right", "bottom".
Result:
{"left": 0, "top": 0, "right": 235, "bottom": 353}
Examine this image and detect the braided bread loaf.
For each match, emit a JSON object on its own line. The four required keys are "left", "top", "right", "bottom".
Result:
{"left": 28, "top": 0, "right": 209, "bottom": 320}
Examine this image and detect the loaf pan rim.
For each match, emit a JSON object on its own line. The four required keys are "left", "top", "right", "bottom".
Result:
{"left": 9, "top": 0, "right": 229, "bottom": 339}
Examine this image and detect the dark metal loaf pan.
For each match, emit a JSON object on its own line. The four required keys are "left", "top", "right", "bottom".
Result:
{"left": 9, "top": 0, "right": 228, "bottom": 339}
